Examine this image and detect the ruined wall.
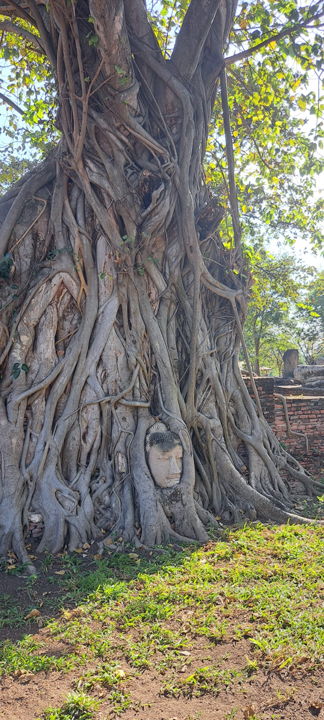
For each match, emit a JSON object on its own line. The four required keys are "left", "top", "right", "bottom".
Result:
{"left": 244, "top": 377, "right": 324, "bottom": 456}
{"left": 273, "top": 395, "right": 324, "bottom": 455}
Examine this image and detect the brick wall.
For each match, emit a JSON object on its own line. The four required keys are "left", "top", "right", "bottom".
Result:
{"left": 274, "top": 395, "right": 324, "bottom": 454}
{"left": 243, "top": 377, "right": 275, "bottom": 424}
{"left": 243, "top": 377, "right": 324, "bottom": 455}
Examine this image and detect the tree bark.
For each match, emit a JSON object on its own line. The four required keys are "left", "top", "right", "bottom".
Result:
{"left": 254, "top": 337, "right": 260, "bottom": 376}
{"left": 0, "top": 0, "right": 318, "bottom": 570}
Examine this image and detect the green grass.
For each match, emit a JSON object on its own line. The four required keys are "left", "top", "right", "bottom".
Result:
{"left": 2, "top": 523, "right": 324, "bottom": 715}
{"left": 0, "top": 635, "right": 81, "bottom": 676}
{"left": 0, "top": 594, "right": 26, "bottom": 627}
{"left": 38, "top": 692, "right": 100, "bottom": 719}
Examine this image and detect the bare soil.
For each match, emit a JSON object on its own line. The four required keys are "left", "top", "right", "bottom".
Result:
{"left": 1, "top": 634, "right": 324, "bottom": 720}
{"left": 1, "top": 481, "right": 324, "bottom": 720}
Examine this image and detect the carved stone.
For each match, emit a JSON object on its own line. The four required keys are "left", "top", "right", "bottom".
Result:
{"left": 294, "top": 365, "right": 324, "bottom": 386}
{"left": 283, "top": 349, "right": 299, "bottom": 378}
{"left": 146, "top": 422, "right": 183, "bottom": 489}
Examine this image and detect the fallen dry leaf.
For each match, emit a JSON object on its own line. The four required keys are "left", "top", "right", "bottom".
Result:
{"left": 18, "top": 672, "right": 35, "bottom": 683}
{"left": 243, "top": 704, "right": 257, "bottom": 719}
{"left": 83, "top": 542, "right": 90, "bottom": 549}
{"left": 24, "top": 609, "right": 41, "bottom": 620}
{"left": 54, "top": 570, "right": 65, "bottom": 575}
{"left": 13, "top": 669, "right": 34, "bottom": 679}
{"left": 74, "top": 548, "right": 83, "bottom": 553}
{"left": 93, "top": 553, "right": 103, "bottom": 560}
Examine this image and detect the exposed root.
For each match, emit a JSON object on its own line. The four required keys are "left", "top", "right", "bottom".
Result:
{"left": 274, "top": 392, "right": 309, "bottom": 452}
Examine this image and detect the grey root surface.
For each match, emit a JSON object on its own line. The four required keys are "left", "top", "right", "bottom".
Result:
{"left": 0, "top": 0, "right": 320, "bottom": 569}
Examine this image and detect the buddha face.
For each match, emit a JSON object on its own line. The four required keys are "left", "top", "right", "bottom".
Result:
{"left": 146, "top": 425, "right": 183, "bottom": 489}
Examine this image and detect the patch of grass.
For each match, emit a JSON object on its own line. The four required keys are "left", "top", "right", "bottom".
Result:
{"left": 76, "top": 660, "right": 126, "bottom": 691}
{"left": 0, "top": 635, "right": 80, "bottom": 676}
{"left": 76, "top": 663, "right": 131, "bottom": 715}
{"left": 38, "top": 692, "right": 99, "bottom": 719}
{"left": 0, "top": 594, "right": 25, "bottom": 627}
{"left": 2, "top": 522, "right": 324, "bottom": 712}
{"left": 163, "top": 665, "right": 241, "bottom": 697}
{"left": 244, "top": 657, "right": 259, "bottom": 676}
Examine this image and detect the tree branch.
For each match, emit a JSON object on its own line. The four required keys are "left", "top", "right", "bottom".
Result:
{"left": 89, "top": 0, "right": 134, "bottom": 92}
{"left": 0, "top": 91, "right": 24, "bottom": 115}
{"left": 0, "top": 0, "right": 37, "bottom": 28}
{"left": 220, "top": 67, "right": 241, "bottom": 259}
{"left": 124, "top": 0, "right": 164, "bottom": 95}
{"left": 171, "top": 0, "right": 221, "bottom": 80}
{"left": 0, "top": 160, "right": 56, "bottom": 258}
{"left": 27, "top": 0, "right": 56, "bottom": 69}
{"left": 124, "top": 0, "right": 160, "bottom": 55}
{"left": 225, "top": 11, "right": 324, "bottom": 66}
{"left": 0, "top": 19, "right": 45, "bottom": 52}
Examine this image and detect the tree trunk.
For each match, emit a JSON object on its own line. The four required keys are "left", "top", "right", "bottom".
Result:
{"left": 254, "top": 337, "right": 260, "bottom": 376}
{"left": 0, "top": 0, "right": 319, "bottom": 570}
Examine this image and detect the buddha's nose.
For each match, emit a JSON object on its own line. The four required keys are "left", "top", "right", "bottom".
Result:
{"left": 169, "top": 456, "right": 180, "bottom": 475}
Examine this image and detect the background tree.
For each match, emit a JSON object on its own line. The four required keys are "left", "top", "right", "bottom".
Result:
{"left": 206, "top": 1, "right": 324, "bottom": 250}
{"left": 243, "top": 251, "right": 316, "bottom": 374}
{"left": 291, "top": 270, "right": 324, "bottom": 363}
{"left": 0, "top": 0, "right": 323, "bottom": 570}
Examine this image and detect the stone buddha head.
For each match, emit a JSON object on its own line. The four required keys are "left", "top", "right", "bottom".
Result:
{"left": 146, "top": 422, "right": 183, "bottom": 489}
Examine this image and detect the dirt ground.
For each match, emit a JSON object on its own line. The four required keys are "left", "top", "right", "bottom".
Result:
{"left": 1, "top": 633, "right": 324, "bottom": 720}
{"left": 1, "top": 459, "right": 324, "bottom": 720}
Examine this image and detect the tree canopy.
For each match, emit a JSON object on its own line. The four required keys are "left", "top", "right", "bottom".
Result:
{"left": 1, "top": 0, "right": 324, "bottom": 248}
{"left": 243, "top": 250, "right": 323, "bottom": 374}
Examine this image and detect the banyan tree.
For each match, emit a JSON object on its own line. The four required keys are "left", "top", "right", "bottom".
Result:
{"left": 0, "top": 0, "right": 322, "bottom": 570}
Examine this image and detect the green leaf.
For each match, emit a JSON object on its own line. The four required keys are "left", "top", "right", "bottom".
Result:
{"left": 88, "top": 34, "right": 99, "bottom": 47}
{"left": 12, "top": 363, "right": 21, "bottom": 379}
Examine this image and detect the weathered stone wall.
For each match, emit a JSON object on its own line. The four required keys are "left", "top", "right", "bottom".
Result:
{"left": 273, "top": 395, "right": 324, "bottom": 455}
{"left": 243, "top": 377, "right": 275, "bottom": 424}
{"left": 243, "top": 377, "right": 324, "bottom": 456}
